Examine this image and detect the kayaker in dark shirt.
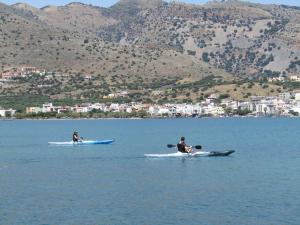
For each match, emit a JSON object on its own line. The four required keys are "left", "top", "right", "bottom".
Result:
{"left": 177, "top": 137, "right": 193, "bottom": 153}
{"left": 73, "top": 131, "right": 80, "bottom": 142}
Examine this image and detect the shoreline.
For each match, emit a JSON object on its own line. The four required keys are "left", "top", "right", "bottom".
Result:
{"left": 0, "top": 117, "right": 144, "bottom": 121}
{"left": 0, "top": 115, "right": 298, "bottom": 120}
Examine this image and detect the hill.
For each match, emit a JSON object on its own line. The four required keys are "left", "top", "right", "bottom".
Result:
{"left": 1, "top": 0, "right": 300, "bottom": 108}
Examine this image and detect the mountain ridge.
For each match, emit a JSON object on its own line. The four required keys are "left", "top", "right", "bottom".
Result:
{"left": 1, "top": 0, "right": 300, "bottom": 104}
{"left": 3, "top": 0, "right": 300, "bottom": 77}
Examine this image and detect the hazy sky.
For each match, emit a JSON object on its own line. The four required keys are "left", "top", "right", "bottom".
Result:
{"left": 1, "top": 0, "right": 300, "bottom": 8}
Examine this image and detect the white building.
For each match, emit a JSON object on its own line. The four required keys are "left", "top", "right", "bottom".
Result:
{"left": 108, "top": 93, "right": 116, "bottom": 98}
{"left": 126, "top": 108, "right": 133, "bottom": 113}
{"left": 202, "top": 105, "right": 225, "bottom": 116}
{"left": 26, "top": 107, "right": 42, "bottom": 114}
{"left": 254, "top": 101, "right": 276, "bottom": 115}
{"left": 268, "top": 76, "right": 286, "bottom": 83}
{"left": 238, "top": 101, "right": 251, "bottom": 111}
{"left": 148, "top": 105, "right": 160, "bottom": 116}
{"left": 174, "top": 104, "right": 202, "bottom": 116}
{"left": 289, "top": 75, "right": 300, "bottom": 82}
{"left": 295, "top": 93, "right": 300, "bottom": 101}
{"left": 0, "top": 108, "right": 16, "bottom": 117}
{"left": 278, "top": 92, "right": 291, "bottom": 101}
{"left": 158, "top": 107, "right": 170, "bottom": 115}
{"left": 110, "top": 103, "right": 120, "bottom": 112}
{"left": 72, "top": 105, "right": 89, "bottom": 113}
{"left": 90, "top": 103, "right": 106, "bottom": 111}
{"left": 42, "top": 103, "right": 55, "bottom": 113}
{"left": 221, "top": 99, "right": 239, "bottom": 110}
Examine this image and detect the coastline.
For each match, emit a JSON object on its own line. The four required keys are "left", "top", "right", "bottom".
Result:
{"left": 1, "top": 115, "right": 297, "bottom": 120}
{"left": 0, "top": 117, "right": 144, "bottom": 121}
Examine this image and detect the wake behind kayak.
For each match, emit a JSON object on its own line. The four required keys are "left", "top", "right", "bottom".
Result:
{"left": 48, "top": 139, "right": 115, "bottom": 145}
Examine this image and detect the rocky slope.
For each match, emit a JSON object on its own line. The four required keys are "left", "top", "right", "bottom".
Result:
{"left": 3, "top": 0, "right": 300, "bottom": 78}
{"left": 1, "top": 0, "right": 300, "bottom": 104}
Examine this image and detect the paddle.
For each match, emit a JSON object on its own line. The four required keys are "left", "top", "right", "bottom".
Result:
{"left": 167, "top": 144, "right": 202, "bottom": 149}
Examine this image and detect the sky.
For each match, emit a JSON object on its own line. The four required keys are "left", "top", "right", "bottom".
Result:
{"left": 1, "top": 0, "right": 300, "bottom": 8}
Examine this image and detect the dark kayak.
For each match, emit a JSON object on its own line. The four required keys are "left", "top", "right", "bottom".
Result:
{"left": 207, "top": 150, "right": 235, "bottom": 157}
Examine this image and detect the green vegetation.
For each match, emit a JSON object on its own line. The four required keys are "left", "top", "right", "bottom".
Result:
{"left": 282, "top": 81, "right": 300, "bottom": 90}
{"left": 289, "top": 110, "right": 299, "bottom": 116}
{"left": 15, "top": 110, "right": 149, "bottom": 119}
{"left": 234, "top": 108, "right": 252, "bottom": 116}
{"left": 202, "top": 52, "right": 210, "bottom": 62}
{"left": 218, "top": 93, "right": 230, "bottom": 100}
{"left": 0, "top": 95, "right": 49, "bottom": 111}
{"left": 0, "top": 75, "right": 294, "bottom": 110}
{"left": 175, "top": 75, "right": 226, "bottom": 90}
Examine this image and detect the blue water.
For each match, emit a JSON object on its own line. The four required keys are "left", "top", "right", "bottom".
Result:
{"left": 0, "top": 118, "right": 299, "bottom": 225}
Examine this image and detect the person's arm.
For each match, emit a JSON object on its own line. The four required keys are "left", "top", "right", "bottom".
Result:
{"left": 184, "top": 142, "right": 193, "bottom": 153}
{"left": 183, "top": 141, "right": 190, "bottom": 147}
{"left": 185, "top": 142, "right": 192, "bottom": 148}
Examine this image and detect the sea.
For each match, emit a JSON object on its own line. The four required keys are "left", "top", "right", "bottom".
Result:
{"left": 0, "top": 118, "right": 299, "bottom": 225}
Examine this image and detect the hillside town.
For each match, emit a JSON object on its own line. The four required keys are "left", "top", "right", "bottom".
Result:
{"left": 2, "top": 66, "right": 300, "bottom": 118}
{"left": 2, "top": 92, "right": 300, "bottom": 118}
{"left": 2, "top": 66, "right": 300, "bottom": 84}
{"left": 0, "top": 67, "right": 46, "bottom": 80}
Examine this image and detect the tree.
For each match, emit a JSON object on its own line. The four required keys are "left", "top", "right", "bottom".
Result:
{"left": 235, "top": 108, "right": 251, "bottom": 116}
{"left": 289, "top": 110, "right": 299, "bottom": 116}
{"left": 202, "top": 52, "right": 210, "bottom": 62}
{"left": 5, "top": 111, "right": 11, "bottom": 118}
{"left": 224, "top": 107, "right": 233, "bottom": 115}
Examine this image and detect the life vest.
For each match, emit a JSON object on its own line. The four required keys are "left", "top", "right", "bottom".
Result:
{"left": 177, "top": 143, "right": 186, "bottom": 153}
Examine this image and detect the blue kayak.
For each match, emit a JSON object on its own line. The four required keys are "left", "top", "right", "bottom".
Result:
{"left": 48, "top": 139, "right": 115, "bottom": 145}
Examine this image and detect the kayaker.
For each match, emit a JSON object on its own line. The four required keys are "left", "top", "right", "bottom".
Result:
{"left": 72, "top": 131, "right": 80, "bottom": 142}
{"left": 177, "top": 137, "right": 193, "bottom": 153}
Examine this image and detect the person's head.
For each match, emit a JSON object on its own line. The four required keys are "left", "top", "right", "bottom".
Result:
{"left": 74, "top": 131, "right": 78, "bottom": 135}
{"left": 180, "top": 136, "right": 185, "bottom": 141}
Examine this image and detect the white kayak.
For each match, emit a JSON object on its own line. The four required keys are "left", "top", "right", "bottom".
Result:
{"left": 48, "top": 139, "right": 115, "bottom": 145}
{"left": 145, "top": 150, "right": 235, "bottom": 158}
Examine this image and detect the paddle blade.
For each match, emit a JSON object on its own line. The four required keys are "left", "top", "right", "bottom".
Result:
{"left": 194, "top": 145, "right": 202, "bottom": 149}
{"left": 167, "top": 144, "right": 176, "bottom": 148}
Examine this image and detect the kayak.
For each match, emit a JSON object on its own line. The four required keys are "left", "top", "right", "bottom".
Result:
{"left": 145, "top": 150, "right": 235, "bottom": 158}
{"left": 48, "top": 139, "right": 115, "bottom": 145}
